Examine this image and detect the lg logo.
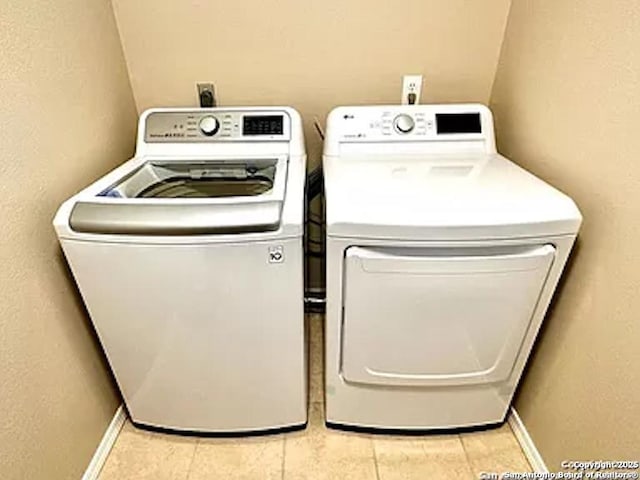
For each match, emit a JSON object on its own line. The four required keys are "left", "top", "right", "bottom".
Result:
{"left": 268, "top": 246, "right": 284, "bottom": 264}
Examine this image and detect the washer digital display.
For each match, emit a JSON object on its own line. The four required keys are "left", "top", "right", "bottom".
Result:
{"left": 243, "top": 115, "right": 284, "bottom": 136}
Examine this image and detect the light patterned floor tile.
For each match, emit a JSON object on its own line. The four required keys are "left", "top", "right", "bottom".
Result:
{"left": 375, "top": 434, "right": 474, "bottom": 480}
{"left": 98, "top": 421, "right": 196, "bottom": 480}
{"left": 460, "top": 423, "right": 532, "bottom": 476}
{"left": 283, "top": 403, "right": 377, "bottom": 480}
{"left": 187, "top": 436, "right": 284, "bottom": 480}
{"left": 421, "top": 435, "right": 475, "bottom": 479}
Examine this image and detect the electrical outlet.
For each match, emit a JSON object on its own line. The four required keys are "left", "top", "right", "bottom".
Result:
{"left": 196, "top": 83, "right": 216, "bottom": 107}
{"left": 401, "top": 75, "right": 423, "bottom": 105}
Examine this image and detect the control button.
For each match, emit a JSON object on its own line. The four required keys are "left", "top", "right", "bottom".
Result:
{"left": 393, "top": 114, "right": 415, "bottom": 134}
{"left": 198, "top": 116, "right": 220, "bottom": 136}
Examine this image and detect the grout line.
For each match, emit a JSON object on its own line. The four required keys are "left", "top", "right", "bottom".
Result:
{"left": 184, "top": 438, "right": 200, "bottom": 480}
{"left": 281, "top": 437, "right": 286, "bottom": 480}
{"left": 372, "top": 439, "right": 381, "bottom": 480}
{"left": 458, "top": 433, "right": 477, "bottom": 478}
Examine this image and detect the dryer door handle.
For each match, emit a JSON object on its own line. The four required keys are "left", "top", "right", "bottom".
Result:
{"left": 351, "top": 244, "right": 556, "bottom": 275}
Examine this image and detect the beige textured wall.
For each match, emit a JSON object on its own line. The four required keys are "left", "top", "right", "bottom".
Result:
{"left": 490, "top": 0, "right": 640, "bottom": 469}
{"left": 111, "top": 0, "right": 511, "bottom": 160}
{"left": 0, "top": 1, "right": 137, "bottom": 479}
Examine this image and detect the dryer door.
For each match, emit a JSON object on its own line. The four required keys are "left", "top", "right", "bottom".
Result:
{"left": 341, "top": 244, "right": 555, "bottom": 387}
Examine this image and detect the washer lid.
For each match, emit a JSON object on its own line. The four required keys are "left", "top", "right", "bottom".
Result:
{"left": 324, "top": 153, "right": 582, "bottom": 240}
{"left": 69, "top": 157, "right": 287, "bottom": 235}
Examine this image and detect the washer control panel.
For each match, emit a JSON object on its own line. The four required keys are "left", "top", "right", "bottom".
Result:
{"left": 144, "top": 110, "right": 291, "bottom": 143}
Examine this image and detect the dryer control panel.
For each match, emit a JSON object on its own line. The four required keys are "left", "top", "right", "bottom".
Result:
{"left": 144, "top": 110, "right": 291, "bottom": 143}
{"left": 323, "top": 104, "right": 496, "bottom": 156}
{"left": 332, "top": 107, "right": 485, "bottom": 141}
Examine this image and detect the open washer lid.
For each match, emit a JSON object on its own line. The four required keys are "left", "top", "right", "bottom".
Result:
{"left": 324, "top": 153, "right": 582, "bottom": 241}
{"left": 70, "top": 156, "right": 287, "bottom": 235}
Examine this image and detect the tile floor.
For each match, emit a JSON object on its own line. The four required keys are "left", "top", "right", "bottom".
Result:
{"left": 99, "top": 315, "right": 532, "bottom": 479}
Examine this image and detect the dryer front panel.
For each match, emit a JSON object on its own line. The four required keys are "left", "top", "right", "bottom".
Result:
{"left": 340, "top": 244, "right": 555, "bottom": 387}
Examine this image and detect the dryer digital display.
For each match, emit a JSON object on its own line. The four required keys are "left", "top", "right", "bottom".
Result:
{"left": 436, "top": 113, "right": 482, "bottom": 134}
{"left": 243, "top": 115, "right": 284, "bottom": 136}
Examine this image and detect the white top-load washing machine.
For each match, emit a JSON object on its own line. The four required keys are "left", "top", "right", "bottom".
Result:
{"left": 323, "top": 104, "right": 581, "bottom": 431}
{"left": 54, "top": 107, "right": 307, "bottom": 434}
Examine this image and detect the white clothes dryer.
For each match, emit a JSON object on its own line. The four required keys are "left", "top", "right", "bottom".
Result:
{"left": 323, "top": 104, "right": 581, "bottom": 430}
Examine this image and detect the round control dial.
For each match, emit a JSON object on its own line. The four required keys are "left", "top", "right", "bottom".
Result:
{"left": 198, "top": 115, "right": 220, "bottom": 136}
{"left": 393, "top": 114, "right": 415, "bottom": 134}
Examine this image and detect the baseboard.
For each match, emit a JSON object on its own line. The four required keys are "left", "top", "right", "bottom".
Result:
{"left": 82, "top": 404, "right": 127, "bottom": 480}
{"left": 508, "top": 407, "right": 548, "bottom": 473}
